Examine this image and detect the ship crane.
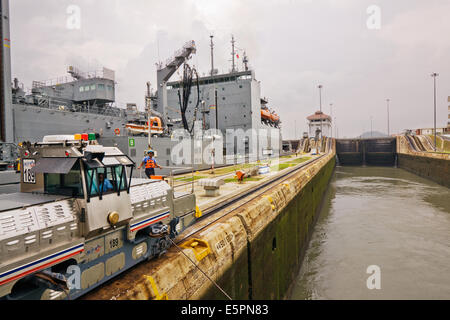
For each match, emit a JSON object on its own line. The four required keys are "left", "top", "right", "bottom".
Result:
{"left": 156, "top": 40, "right": 197, "bottom": 125}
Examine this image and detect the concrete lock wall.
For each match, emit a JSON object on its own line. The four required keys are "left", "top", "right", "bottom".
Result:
{"left": 202, "top": 156, "right": 335, "bottom": 299}
{"left": 398, "top": 154, "right": 450, "bottom": 188}
{"left": 84, "top": 150, "right": 336, "bottom": 300}
{"left": 397, "top": 136, "right": 450, "bottom": 188}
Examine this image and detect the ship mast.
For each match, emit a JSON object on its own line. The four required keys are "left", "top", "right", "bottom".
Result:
{"left": 231, "top": 35, "right": 236, "bottom": 73}
{"left": 210, "top": 35, "right": 215, "bottom": 76}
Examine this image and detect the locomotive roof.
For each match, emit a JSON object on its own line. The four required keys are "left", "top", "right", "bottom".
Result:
{"left": 0, "top": 192, "right": 69, "bottom": 212}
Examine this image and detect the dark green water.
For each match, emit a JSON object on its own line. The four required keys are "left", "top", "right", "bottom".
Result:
{"left": 289, "top": 166, "right": 450, "bottom": 299}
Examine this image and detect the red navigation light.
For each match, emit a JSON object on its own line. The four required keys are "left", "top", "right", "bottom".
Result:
{"left": 65, "top": 150, "right": 70, "bottom": 157}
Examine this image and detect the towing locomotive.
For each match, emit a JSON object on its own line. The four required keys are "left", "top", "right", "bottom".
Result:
{"left": 0, "top": 134, "right": 198, "bottom": 299}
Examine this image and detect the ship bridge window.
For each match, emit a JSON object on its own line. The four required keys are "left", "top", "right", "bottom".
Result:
{"left": 98, "top": 84, "right": 105, "bottom": 90}
{"left": 79, "top": 87, "right": 84, "bottom": 92}
{"left": 90, "top": 84, "right": 96, "bottom": 91}
{"left": 84, "top": 85, "right": 90, "bottom": 92}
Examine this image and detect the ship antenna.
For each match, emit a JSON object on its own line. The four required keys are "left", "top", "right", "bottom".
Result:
{"left": 210, "top": 35, "right": 215, "bottom": 76}
{"left": 231, "top": 35, "right": 236, "bottom": 73}
{"left": 146, "top": 81, "right": 151, "bottom": 111}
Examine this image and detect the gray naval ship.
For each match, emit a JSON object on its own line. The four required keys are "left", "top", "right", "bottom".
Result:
{"left": 0, "top": 0, "right": 282, "bottom": 192}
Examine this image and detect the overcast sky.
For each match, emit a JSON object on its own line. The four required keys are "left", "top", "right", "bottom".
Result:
{"left": 9, "top": 0, "right": 450, "bottom": 138}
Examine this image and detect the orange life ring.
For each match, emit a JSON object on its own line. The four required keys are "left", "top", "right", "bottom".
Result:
{"left": 114, "top": 128, "right": 120, "bottom": 135}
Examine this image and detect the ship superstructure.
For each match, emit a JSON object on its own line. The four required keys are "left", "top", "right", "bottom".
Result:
{"left": 99, "top": 38, "right": 283, "bottom": 174}
{"left": 160, "top": 69, "right": 281, "bottom": 157}
{"left": 0, "top": 0, "right": 282, "bottom": 179}
{"left": 10, "top": 66, "right": 145, "bottom": 143}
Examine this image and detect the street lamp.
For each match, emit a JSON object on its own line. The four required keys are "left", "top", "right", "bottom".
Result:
{"left": 294, "top": 120, "right": 297, "bottom": 140}
{"left": 330, "top": 103, "right": 333, "bottom": 138}
{"left": 318, "top": 84, "right": 323, "bottom": 139}
{"left": 370, "top": 116, "right": 373, "bottom": 138}
{"left": 386, "top": 99, "right": 390, "bottom": 136}
{"left": 334, "top": 117, "right": 337, "bottom": 138}
{"left": 431, "top": 72, "right": 439, "bottom": 151}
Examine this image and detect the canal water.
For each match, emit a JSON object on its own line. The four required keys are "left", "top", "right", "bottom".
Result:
{"left": 289, "top": 166, "right": 450, "bottom": 300}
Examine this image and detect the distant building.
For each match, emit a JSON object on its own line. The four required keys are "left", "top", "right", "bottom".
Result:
{"left": 414, "top": 97, "right": 450, "bottom": 135}
{"left": 415, "top": 127, "right": 448, "bottom": 135}
{"left": 307, "top": 111, "right": 332, "bottom": 137}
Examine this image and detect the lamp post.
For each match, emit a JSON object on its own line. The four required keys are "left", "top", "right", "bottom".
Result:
{"left": 294, "top": 120, "right": 297, "bottom": 140}
{"left": 431, "top": 73, "right": 439, "bottom": 151}
{"left": 386, "top": 99, "right": 390, "bottom": 136}
{"left": 370, "top": 116, "right": 373, "bottom": 138}
{"left": 330, "top": 103, "right": 333, "bottom": 138}
{"left": 334, "top": 117, "right": 337, "bottom": 139}
{"left": 318, "top": 84, "right": 323, "bottom": 139}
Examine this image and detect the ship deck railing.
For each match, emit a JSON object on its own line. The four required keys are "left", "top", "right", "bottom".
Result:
{"left": 17, "top": 97, "right": 144, "bottom": 118}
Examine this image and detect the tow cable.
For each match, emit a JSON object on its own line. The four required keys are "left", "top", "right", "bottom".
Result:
{"left": 167, "top": 237, "right": 232, "bottom": 300}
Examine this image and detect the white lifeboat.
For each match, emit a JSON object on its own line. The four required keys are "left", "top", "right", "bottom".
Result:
{"left": 125, "top": 117, "right": 164, "bottom": 136}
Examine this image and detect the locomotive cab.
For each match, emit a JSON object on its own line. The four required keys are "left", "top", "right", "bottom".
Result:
{"left": 20, "top": 140, "right": 136, "bottom": 237}
{"left": 42, "top": 160, "right": 84, "bottom": 197}
{"left": 24, "top": 147, "right": 134, "bottom": 200}
{"left": 1, "top": 135, "right": 197, "bottom": 300}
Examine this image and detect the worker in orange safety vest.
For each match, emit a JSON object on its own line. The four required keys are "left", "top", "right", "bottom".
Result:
{"left": 137, "top": 150, "right": 162, "bottom": 178}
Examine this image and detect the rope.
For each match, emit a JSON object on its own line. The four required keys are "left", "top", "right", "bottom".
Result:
{"left": 167, "top": 237, "right": 232, "bottom": 300}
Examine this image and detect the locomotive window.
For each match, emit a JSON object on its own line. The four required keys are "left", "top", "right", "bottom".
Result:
{"left": 86, "top": 167, "right": 115, "bottom": 196}
{"left": 44, "top": 162, "right": 84, "bottom": 197}
{"left": 114, "top": 165, "right": 127, "bottom": 192}
{"left": 86, "top": 165, "right": 127, "bottom": 199}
